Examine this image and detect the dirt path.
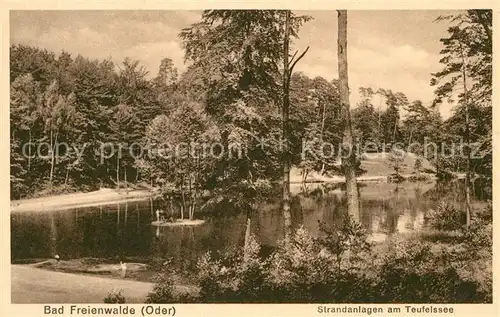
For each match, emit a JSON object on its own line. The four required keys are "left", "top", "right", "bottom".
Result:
{"left": 11, "top": 265, "right": 154, "bottom": 303}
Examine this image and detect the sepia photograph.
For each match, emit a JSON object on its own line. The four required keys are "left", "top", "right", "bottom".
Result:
{"left": 8, "top": 8, "right": 493, "bottom": 306}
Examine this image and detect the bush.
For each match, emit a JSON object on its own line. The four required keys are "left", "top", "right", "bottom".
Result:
{"left": 196, "top": 216, "right": 375, "bottom": 303}
{"left": 103, "top": 290, "right": 126, "bottom": 303}
{"left": 425, "top": 202, "right": 466, "bottom": 231}
{"left": 145, "top": 260, "right": 176, "bottom": 303}
{"left": 387, "top": 173, "right": 405, "bottom": 183}
{"left": 30, "top": 182, "right": 77, "bottom": 198}
{"left": 196, "top": 235, "right": 268, "bottom": 303}
{"left": 407, "top": 173, "right": 432, "bottom": 182}
{"left": 373, "top": 238, "right": 482, "bottom": 303}
{"left": 192, "top": 213, "right": 491, "bottom": 303}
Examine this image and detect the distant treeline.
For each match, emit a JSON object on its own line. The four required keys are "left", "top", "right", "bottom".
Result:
{"left": 10, "top": 11, "right": 491, "bottom": 200}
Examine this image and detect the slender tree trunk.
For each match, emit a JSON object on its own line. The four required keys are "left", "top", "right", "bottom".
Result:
{"left": 125, "top": 166, "right": 128, "bottom": 194}
{"left": 28, "top": 129, "right": 32, "bottom": 172}
{"left": 117, "top": 203, "right": 120, "bottom": 229}
{"left": 302, "top": 169, "right": 309, "bottom": 185}
{"left": 337, "top": 10, "right": 360, "bottom": 222}
{"left": 435, "top": 123, "right": 442, "bottom": 176}
{"left": 150, "top": 197, "right": 154, "bottom": 217}
{"left": 64, "top": 167, "right": 69, "bottom": 185}
{"left": 282, "top": 10, "right": 292, "bottom": 239}
{"left": 124, "top": 201, "right": 128, "bottom": 225}
{"left": 392, "top": 117, "right": 398, "bottom": 144}
{"left": 320, "top": 100, "right": 327, "bottom": 174}
{"left": 378, "top": 96, "right": 382, "bottom": 133}
{"left": 191, "top": 179, "right": 197, "bottom": 221}
{"left": 460, "top": 44, "right": 471, "bottom": 230}
{"left": 243, "top": 217, "right": 252, "bottom": 263}
{"left": 49, "top": 130, "right": 58, "bottom": 189}
{"left": 181, "top": 183, "right": 187, "bottom": 214}
{"left": 116, "top": 155, "right": 120, "bottom": 192}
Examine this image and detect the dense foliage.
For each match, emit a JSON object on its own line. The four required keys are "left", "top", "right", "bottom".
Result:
{"left": 10, "top": 10, "right": 492, "bottom": 202}
{"left": 145, "top": 202, "right": 491, "bottom": 303}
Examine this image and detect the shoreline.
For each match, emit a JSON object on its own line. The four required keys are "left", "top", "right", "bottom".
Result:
{"left": 290, "top": 173, "right": 437, "bottom": 184}
{"left": 10, "top": 173, "right": 437, "bottom": 213}
{"left": 11, "top": 264, "right": 198, "bottom": 303}
{"left": 11, "top": 188, "right": 161, "bottom": 213}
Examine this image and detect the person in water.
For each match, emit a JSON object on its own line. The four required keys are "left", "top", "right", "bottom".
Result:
{"left": 155, "top": 209, "right": 160, "bottom": 222}
{"left": 120, "top": 261, "right": 127, "bottom": 278}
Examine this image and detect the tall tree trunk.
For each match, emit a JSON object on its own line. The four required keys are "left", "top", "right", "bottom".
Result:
{"left": 28, "top": 129, "right": 32, "bottom": 172}
{"left": 125, "top": 166, "right": 128, "bottom": 194}
{"left": 117, "top": 203, "right": 120, "bottom": 229}
{"left": 243, "top": 217, "right": 252, "bottom": 263}
{"left": 378, "top": 96, "right": 382, "bottom": 142}
{"left": 460, "top": 44, "right": 471, "bottom": 230}
{"left": 282, "top": 10, "right": 292, "bottom": 240}
{"left": 49, "top": 130, "right": 58, "bottom": 189}
{"left": 392, "top": 117, "right": 398, "bottom": 144}
{"left": 124, "top": 201, "right": 128, "bottom": 225}
{"left": 320, "top": 100, "right": 327, "bottom": 174}
{"left": 64, "top": 167, "right": 69, "bottom": 185}
{"left": 116, "top": 155, "right": 120, "bottom": 192}
{"left": 337, "top": 10, "right": 360, "bottom": 222}
{"left": 150, "top": 197, "right": 154, "bottom": 217}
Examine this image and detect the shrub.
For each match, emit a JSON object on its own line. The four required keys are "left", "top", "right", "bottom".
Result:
{"left": 145, "top": 260, "right": 176, "bottom": 303}
{"left": 192, "top": 214, "right": 491, "bottom": 303}
{"left": 196, "top": 216, "right": 375, "bottom": 303}
{"left": 387, "top": 173, "right": 405, "bottom": 183}
{"left": 196, "top": 235, "right": 268, "bottom": 303}
{"left": 407, "top": 173, "right": 432, "bottom": 182}
{"left": 103, "top": 290, "right": 126, "bottom": 303}
{"left": 266, "top": 227, "right": 336, "bottom": 302}
{"left": 414, "top": 158, "right": 422, "bottom": 174}
{"left": 31, "top": 182, "right": 76, "bottom": 198}
{"left": 387, "top": 149, "right": 405, "bottom": 176}
{"left": 373, "top": 238, "right": 482, "bottom": 303}
{"left": 425, "top": 202, "right": 465, "bottom": 231}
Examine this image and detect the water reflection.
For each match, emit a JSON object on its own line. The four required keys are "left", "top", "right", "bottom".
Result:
{"left": 11, "top": 180, "right": 489, "bottom": 270}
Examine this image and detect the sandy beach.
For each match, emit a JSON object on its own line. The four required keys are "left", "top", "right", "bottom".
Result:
{"left": 11, "top": 188, "right": 160, "bottom": 213}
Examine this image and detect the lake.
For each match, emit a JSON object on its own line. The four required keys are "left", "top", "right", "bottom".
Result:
{"left": 11, "top": 180, "right": 488, "bottom": 272}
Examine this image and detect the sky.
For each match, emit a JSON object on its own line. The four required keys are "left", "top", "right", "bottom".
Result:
{"left": 10, "top": 10, "right": 459, "bottom": 118}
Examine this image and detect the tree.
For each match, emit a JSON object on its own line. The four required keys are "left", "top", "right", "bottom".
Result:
{"left": 377, "top": 89, "right": 408, "bottom": 146}
{"left": 143, "top": 97, "right": 216, "bottom": 221}
{"left": 180, "top": 10, "right": 311, "bottom": 241}
{"left": 431, "top": 10, "right": 492, "bottom": 229}
{"left": 68, "top": 55, "right": 117, "bottom": 188}
{"left": 352, "top": 88, "right": 380, "bottom": 148}
{"left": 109, "top": 103, "right": 143, "bottom": 190}
{"left": 388, "top": 149, "right": 404, "bottom": 176}
{"left": 337, "top": 10, "right": 360, "bottom": 221}
{"left": 154, "top": 57, "right": 178, "bottom": 88}
{"left": 36, "top": 81, "right": 79, "bottom": 189}
{"left": 281, "top": 10, "right": 310, "bottom": 239}
{"left": 289, "top": 73, "right": 343, "bottom": 186}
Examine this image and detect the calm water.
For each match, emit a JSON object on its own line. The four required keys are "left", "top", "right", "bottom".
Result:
{"left": 11, "top": 180, "right": 487, "bottom": 271}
